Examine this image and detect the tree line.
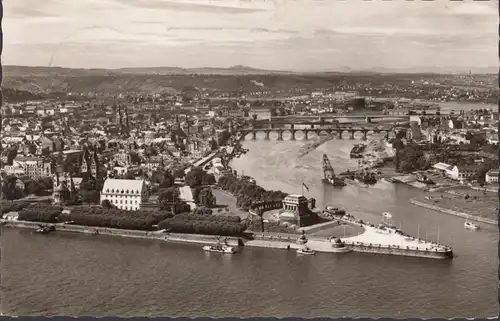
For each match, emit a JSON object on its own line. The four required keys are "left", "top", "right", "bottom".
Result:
{"left": 158, "top": 214, "right": 244, "bottom": 237}
{"left": 217, "top": 175, "right": 288, "bottom": 210}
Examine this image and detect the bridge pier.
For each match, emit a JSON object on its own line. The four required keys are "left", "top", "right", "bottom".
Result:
{"left": 338, "top": 130, "right": 343, "bottom": 139}
{"left": 304, "top": 130, "right": 309, "bottom": 140}
{"left": 277, "top": 130, "right": 283, "bottom": 141}
{"left": 362, "top": 130, "right": 368, "bottom": 140}
{"left": 290, "top": 130, "right": 296, "bottom": 141}
{"left": 265, "top": 131, "right": 270, "bottom": 140}
{"left": 252, "top": 132, "right": 257, "bottom": 140}
{"left": 350, "top": 131, "right": 355, "bottom": 140}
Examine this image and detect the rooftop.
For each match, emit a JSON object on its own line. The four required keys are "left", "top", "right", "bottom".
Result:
{"left": 102, "top": 178, "right": 145, "bottom": 194}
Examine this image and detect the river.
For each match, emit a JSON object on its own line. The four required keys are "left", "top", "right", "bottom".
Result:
{"left": 1, "top": 136, "right": 498, "bottom": 318}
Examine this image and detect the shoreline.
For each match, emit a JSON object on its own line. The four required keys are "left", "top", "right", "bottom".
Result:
{"left": 408, "top": 198, "right": 497, "bottom": 226}
{"left": 1, "top": 219, "right": 242, "bottom": 246}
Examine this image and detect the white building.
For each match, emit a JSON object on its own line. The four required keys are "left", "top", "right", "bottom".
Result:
{"left": 486, "top": 170, "right": 499, "bottom": 184}
{"left": 446, "top": 165, "right": 482, "bottom": 182}
{"left": 100, "top": 179, "right": 148, "bottom": 211}
{"left": 3, "top": 157, "right": 51, "bottom": 178}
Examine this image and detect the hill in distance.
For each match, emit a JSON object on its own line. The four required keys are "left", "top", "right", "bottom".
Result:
{"left": 2, "top": 65, "right": 496, "bottom": 96}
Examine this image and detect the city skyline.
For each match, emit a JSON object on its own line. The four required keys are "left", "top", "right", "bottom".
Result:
{"left": 7, "top": 0, "right": 497, "bottom": 72}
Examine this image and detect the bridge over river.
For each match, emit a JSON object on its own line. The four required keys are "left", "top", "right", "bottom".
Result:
{"left": 237, "top": 123, "right": 394, "bottom": 141}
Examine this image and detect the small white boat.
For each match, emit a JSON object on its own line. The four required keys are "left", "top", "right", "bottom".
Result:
{"left": 382, "top": 212, "right": 393, "bottom": 219}
{"left": 297, "top": 247, "right": 316, "bottom": 255}
{"left": 464, "top": 221, "right": 480, "bottom": 230}
{"left": 203, "top": 244, "right": 238, "bottom": 254}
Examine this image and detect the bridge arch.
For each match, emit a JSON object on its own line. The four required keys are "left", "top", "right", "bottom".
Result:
{"left": 317, "top": 130, "right": 332, "bottom": 137}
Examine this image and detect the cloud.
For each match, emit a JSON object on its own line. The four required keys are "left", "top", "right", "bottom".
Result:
{"left": 4, "top": 0, "right": 497, "bottom": 71}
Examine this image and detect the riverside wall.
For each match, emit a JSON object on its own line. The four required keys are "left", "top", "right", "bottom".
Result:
{"left": 409, "top": 198, "right": 497, "bottom": 226}
{"left": 342, "top": 241, "right": 453, "bottom": 260}
{"left": 0, "top": 220, "right": 240, "bottom": 246}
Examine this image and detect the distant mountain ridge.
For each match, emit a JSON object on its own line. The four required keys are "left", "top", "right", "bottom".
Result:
{"left": 2, "top": 65, "right": 496, "bottom": 96}
{"left": 4, "top": 65, "right": 497, "bottom": 76}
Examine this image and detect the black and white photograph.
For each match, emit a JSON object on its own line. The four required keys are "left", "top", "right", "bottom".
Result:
{"left": 1, "top": 0, "right": 498, "bottom": 318}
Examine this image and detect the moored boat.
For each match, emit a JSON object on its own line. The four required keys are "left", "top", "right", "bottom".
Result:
{"left": 35, "top": 225, "right": 55, "bottom": 234}
{"left": 297, "top": 247, "right": 315, "bottom": 255}
{"left": 464, "top": 221, "right": 479, "bottom": 230}
{"left": 203, "top": 239, "right": 238, "bottom": 254}
{"left": 382, "top": 212, "right": 393, "bottom": 219}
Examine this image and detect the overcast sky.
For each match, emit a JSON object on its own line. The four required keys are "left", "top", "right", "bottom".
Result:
{"left": 6, "top": 0, "right": 497, "bottom": 72}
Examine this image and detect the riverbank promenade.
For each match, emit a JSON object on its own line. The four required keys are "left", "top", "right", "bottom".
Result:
{"left": 342, "top": 223, "right": 450, "bottom": 253}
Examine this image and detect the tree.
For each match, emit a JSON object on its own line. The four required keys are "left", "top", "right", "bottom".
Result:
{"left": 28, "top": 181, "right": 42, "bottom": 196}
{"left": 192, "top": 206, "right": 213, "bottom": 215}
{"left": 158, "top": 187, "right": 180, "bottom": 204}
{"left": 159, "top": 170, "right": 175, "bottom": 188}
{"left": 198, "top": 187, "right": 216, "bottom": 207}
{"left": 130, "top": 152, "right": 142, "bottom": 165}
{"left": 6, "top": 147, "right": 18, "bottom": 165}
{"left": 78, "top": 178, "right": 102, "bottom": 204}
{"left": 202, "top": 173, "right": 216, "bottom": 185}
{"left": 2, "top": 175, "right": 23, "bottom": 200}
{"left": 101, "top": 199, "right": 114, "bottom": 208}
{"left": 173, "top": 168, "right": 185, "bottom": 179}
{"left": 185, "top": 167, "right": 203, "bottom": 187}
{"left": 396, "top": 143, "right": 428, "bottom": 173}
{"left": 27, "top": 143, "right": 37, "bottom": 155}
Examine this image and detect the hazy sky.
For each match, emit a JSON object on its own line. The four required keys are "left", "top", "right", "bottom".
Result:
{"left": 6, "top": 0, "right": 498, "bottom": 71}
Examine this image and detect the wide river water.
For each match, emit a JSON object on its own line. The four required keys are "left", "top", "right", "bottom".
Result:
{"left": 1, "top": 135, "right": 498, "bottom": 318}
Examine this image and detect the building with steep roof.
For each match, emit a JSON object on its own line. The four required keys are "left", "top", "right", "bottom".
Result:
{"left": 100, "top": 178, "right": 148, "bottom": 211}
{"left": 80, "top": 147, "right": 99, "bottom": 178}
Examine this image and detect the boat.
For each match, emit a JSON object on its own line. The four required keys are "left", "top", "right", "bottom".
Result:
{"left": 376, "top": 223, "right": 403, "bottom": 235}
{"left": 345, "top": 178, "right": 368, "bottom": 188}
{"left": 356, "top": 172, "right": 378, "bottom": 185}
{"left": 35, "top": 225, "right": 55, "bottom": 234}
{"left": 382, "top": 212, "right": 393, "bottom": 219}
{"left": 464, "top": 221, "right": 480, "bottom": 230}
{"left": 321, "top": 154, "right": 346, "bottom": 187}
{"left": 203, "top": 238, "right": 238, "bottom": 254}
{"left": 324, "top": 206, "right": 346, "bottom": 217}
{"left": 203, "top": 244, "right": 238, "bottom": 254}
{"left": 350, "top": 143, "right": 366, "bottom": 159}
{"left": 297, "top": 247, "right": 316, "bottom": 255}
